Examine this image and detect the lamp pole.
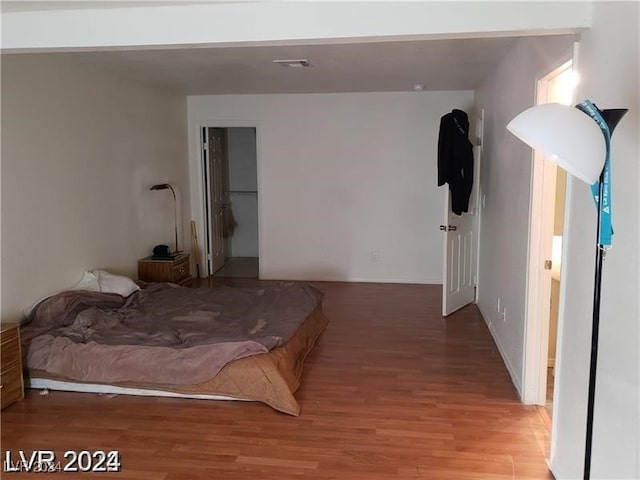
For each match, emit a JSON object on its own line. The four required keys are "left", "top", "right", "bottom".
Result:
{"left": 582, "top": 108, "right": 627, "bottom": 480}
{"left": 149, "top": 183, "right": 180, "bottom": 253}
{"left": 583, "top": 170, "right": 604, "bottom": 480}
{"left": 167, "top": 184, "right": 179, "bottom": 253}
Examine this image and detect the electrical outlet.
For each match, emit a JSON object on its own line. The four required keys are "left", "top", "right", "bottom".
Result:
{"left": 482, "top": 194, "right": 487, "bottom": 208}
{"left": 371, "top": 251, "right": 380, "bottom": 262}
{"left": 501, "top": 308, "right": 507, "bottom": 322}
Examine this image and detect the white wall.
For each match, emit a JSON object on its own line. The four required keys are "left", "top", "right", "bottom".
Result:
{"left": 227, "top": 128, "right": 258, "bottom": 258}
{"left": 1, "top": 54, "right": 189, "bottom": 321}
{"left": 1, "top": 2, "right": 591, "bottom": 51}
{"left": 188, "top": 91, "right": 474, "bottom": 283}
{"left": 473, "top": 35, "right": 576, "bottom": 393}
{"left": 551, "top": 3, "right": 639, "bottom": 479}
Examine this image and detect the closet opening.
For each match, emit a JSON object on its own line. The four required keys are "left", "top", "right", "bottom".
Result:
{"left": 201, "top": 127, "right": 259, "bottom": 278}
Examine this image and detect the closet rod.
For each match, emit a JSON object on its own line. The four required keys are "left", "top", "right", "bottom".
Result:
{"left": 225, "top": 190, "right": 257, "bottom": 196}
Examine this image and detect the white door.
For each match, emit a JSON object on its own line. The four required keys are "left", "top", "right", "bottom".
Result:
{"left": 442, "top": 110, "right": 483, "bottom": 316}
{"left": 204, "top": 128, "right": 227, "bottom": 274}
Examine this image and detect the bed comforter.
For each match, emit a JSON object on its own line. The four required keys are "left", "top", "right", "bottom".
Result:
{"left": 22, "top": 282, "right": 323, "bottom": 387}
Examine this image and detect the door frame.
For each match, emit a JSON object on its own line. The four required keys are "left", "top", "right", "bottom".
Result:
{"left": 189, "top": 120, "right": 262, "bottom": 279}
{"left": 472, "top": 109, "right": 484, "bottom": 303}
{"left": 522, "top": 58, "right": 574, "bottom": 405}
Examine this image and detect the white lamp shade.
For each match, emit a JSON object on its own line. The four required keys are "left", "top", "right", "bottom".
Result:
{"left": 507, "top": 103, "right": 606, "bottom": 184}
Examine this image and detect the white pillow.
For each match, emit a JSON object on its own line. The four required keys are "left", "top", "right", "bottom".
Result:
{"left": 94, "top": 270, "right": 140, "bottom": 297}
{"left": 71, "top": 271, "right": 101, "bottom": 292}
{"left": 23, "top": 270, "right": 140, "bottom": 318}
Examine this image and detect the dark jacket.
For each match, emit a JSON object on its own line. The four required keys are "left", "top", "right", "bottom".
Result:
{"left": 437, "top": 109, "right": 474, "bottom": 215}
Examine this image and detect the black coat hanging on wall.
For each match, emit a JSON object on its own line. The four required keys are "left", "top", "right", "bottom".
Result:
{"left": 437, "top": 109, "right": 474, "bottom": 215}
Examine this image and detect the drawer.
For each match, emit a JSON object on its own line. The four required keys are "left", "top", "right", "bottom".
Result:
{"left": 172, "top": 258, "right": 190, "bottom": 283}
{"left": 1, "top": 328, "right": 21, "bottom": 371}
{"left": 0, "top": 325, "right": 18, "bottom": 342}
{"left": 1, "top": 365, "right": 24, "bottom": 410}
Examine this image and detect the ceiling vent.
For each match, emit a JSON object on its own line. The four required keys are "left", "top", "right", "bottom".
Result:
{"left": 272, "top": 59, "right": 311, "bottom": 68}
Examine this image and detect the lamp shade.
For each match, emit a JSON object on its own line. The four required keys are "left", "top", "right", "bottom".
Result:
{"left": 507, "top": 103, "right": 606, "bottom": 184}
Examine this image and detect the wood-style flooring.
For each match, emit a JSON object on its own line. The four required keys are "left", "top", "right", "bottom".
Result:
{"left": 212, "top": 257, "right": 259, "bottom": 279}
{"left": 1, "top": 280, "right": 552, "bottom": 479}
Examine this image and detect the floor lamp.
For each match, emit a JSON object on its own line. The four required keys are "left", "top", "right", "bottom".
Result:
{"left": 149, "top": 183, "right": 180, "bottom": 253}
{"left": 506, "top": 101, "right": 627, "bottom": 480}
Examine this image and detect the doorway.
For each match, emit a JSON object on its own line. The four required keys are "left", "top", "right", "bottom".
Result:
{"left": 524, "top": 60, "right": 577, "bottom": 419}
{"left": 202, "top": 127, "right": 259, "bottom": 278}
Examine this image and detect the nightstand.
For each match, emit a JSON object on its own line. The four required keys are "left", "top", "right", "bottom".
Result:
{"left": 1, "top": 323, "right": 24, "bottom": 410}
{"left": 138, "top": 253, "right": 192, "bottom": 286}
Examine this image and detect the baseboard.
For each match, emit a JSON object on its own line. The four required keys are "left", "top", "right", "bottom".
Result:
{"left": 477, "top": 303, "right": 523, "bottom": 399}
{"left": 259, "top": 274, "right": 442, "bottom": 285}
{"left": 338, "top": 277, "right": 441, "bottom": 285}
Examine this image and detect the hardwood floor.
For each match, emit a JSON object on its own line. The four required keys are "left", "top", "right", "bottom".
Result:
{"left": 212, "top": 257, "right": 259, "bottom": 279}
{"left": 1, "top": 281, "right": 552, "bottom": 479}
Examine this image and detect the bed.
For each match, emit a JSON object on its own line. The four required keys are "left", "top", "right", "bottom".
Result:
{"left": 20, "top": 282, "right": 328, "bottom": 416}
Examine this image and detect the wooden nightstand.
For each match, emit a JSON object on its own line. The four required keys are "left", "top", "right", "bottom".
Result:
{"left": 138, "top": 253, "right": 192, "bottom": 286}
{"left": 1, "top": 323, "right": 24, "bottom": 410}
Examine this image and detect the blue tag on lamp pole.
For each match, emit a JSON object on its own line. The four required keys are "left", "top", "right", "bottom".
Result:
{"left": 577, "top": 100, "right": 613, "bottom": 248}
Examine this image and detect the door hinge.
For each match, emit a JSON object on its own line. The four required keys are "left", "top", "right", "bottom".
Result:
{"left": 544, "top": 260, "right": 552, "bottom": 270}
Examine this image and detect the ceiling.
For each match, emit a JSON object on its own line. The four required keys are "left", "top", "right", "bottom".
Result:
{"left": 0, "top": 1, "right": 208, "bottom": 13}
{"left": 38, "top": 36, "right": 528, "bottom": 95}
